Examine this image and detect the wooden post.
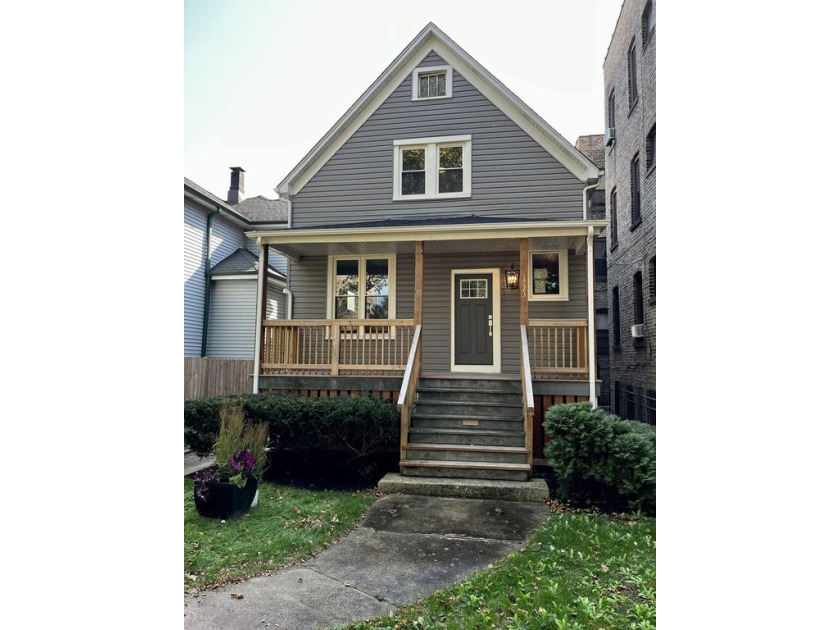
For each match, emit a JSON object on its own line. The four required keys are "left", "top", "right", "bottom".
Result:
{"left": 330, "top": 322, "right": 340, "bottom": 376}
{"left": 414, "top": 241, "right": 424, "bottom": 325}
{"left": 519, "top": 238, "right": 529, "bottom": 326}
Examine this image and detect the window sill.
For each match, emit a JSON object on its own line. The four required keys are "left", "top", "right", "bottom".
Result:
{"left": 528, "top": 295, "right": 570, "bottom": 303}
{"left": 610, "top": 242, "right": 619, "bottom": 252}
{"left": 393, "top": 192, "right": 471, "bottom": 202}
{"left": 630, "top": 218, "right": 642, "bottom": 232}
{"left": 411, "top": 94, "right": 452, "bottom": 102}
{"left": 628, "top": 99, "right": 639, "bottom": 116}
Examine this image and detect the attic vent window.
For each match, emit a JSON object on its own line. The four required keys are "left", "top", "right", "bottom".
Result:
{"left": 412, "top": 65, "right": 452, "bottom": 100}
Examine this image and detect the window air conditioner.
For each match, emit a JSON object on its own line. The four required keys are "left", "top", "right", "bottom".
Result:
{"left": 605, "top": 127, "right": 616, "bottom": 146}
{"left": 631, "top": 324, "right": 645, "bottom": 338}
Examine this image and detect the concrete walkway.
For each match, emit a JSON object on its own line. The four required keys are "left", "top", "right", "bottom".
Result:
{"left": 184, "top": 493, "right": 550, "bottom": 629}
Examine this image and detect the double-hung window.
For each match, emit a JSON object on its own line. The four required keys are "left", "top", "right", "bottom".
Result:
{"left": 328, "top": 255, "right": 396, "bottom": 321}
{"left": 393, "top": 136, "right": 471, "bottom": 200}
{"left": 528, "top": 250, "right": 569, "bottom": 301}
{"left": 628, "top": 40, "right": 638, "bottom": 110}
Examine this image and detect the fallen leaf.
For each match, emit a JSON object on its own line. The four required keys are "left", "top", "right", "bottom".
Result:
{"left": 601, "top": 565, "right": 610, "bottom": 573}
{"left": 298, "top": 578, "right": 303, "bottom": 583}
{"left": 494, "top": 507, "right": 503, "bottom": 514}
{"left": 230, "top": 593, "right": 244, "bottom": 599}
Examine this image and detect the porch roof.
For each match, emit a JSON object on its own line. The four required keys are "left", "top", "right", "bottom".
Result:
{"left": 245, "top": 216, "right": 607, "bottom": 260}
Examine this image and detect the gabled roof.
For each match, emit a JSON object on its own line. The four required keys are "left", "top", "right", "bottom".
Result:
{"left": 276, "top": 22, "right": 600, "bottom": 197}
{"left": 209, "top": 247, "right": 284, "bottom": 279}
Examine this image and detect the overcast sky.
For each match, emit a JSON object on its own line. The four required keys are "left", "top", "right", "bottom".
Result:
{"left": 185, "top": 0, "right": 625, "bottom": 201}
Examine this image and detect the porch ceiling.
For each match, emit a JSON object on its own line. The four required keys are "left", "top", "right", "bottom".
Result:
{"left": 247, "top": 219, "right": 606, "bottom": 261}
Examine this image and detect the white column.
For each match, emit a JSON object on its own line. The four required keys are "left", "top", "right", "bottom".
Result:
{"left": 252, "top": 239, "right": 266, "bottom": 394}
{"left": 587, "top": 226, "right": 598, "bottom": 408}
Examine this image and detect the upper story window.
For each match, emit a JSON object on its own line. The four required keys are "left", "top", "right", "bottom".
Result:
{"left": 628, "top": 39, "right": 638, "bottom": 110}
{"left": 606, "top": 89, "right": 616, "bottom": 146}
{"left": 609, "top": 187, "right": 618, "bottom": 249}
{"left": 393, "top": 135, "right": 472, "bottom": 200}
{"left": 646, "top": 125, "right": 656, "bottom": 170}
{"left": 633, "top": 271, "right": 644, "bottom": 325}
{"left": 412, "top": 65, "right": 453, "bottom": 101}
{"left": 528, "top": 250, "right": 569, "bottom": 301}
{"left": 328, "top": 255, "right": 396, "bottom": 320}
{"left": 648, "top": 256, "right": 656, "bottom": 304}
{"left": 642, "top": 1, "right": 655, "bottom": 48}
{"left": 630, "top": 154, "right": 641, "bottom": 228}
{"left": 612, "top": 286, "right": 621, "bottom": 350}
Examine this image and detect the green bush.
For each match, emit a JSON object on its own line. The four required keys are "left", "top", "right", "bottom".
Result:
{"left": 543, "top": 402, "right": 655, "bottom": 514}
{"left": 184, "top": 394, "right": 399, "bottom": 471}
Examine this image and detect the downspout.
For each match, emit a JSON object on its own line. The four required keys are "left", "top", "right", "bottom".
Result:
{"left": 252, "top": 239, "right": 267, "bottom": 394}
{"left": 283, "top": 287, "right": 294, "bottom": 319}
{"left": 201, "top": 208, "right": 221, "bottom": 357}
{"left": 586, "top": 225, "right": 598, "bottom": 408}
{"left": 582, "top": 177, "right": 601, "bottom": 221}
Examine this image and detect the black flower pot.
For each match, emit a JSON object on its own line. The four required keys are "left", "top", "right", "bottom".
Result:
{"left": 193, "top": 476, "right": 258, "bottom": 519}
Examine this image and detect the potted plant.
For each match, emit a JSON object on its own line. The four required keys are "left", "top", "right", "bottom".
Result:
{"left": 193, "top": 403, "right": 269, "bottom": 519}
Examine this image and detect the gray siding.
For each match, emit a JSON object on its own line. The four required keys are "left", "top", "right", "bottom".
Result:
{"left": 289, "top": 257, "right": 328, "bottom": 319}
{"left": 184, "top": 201, "right": 206, "bottom": 357}
{"left": 292, "top": 51, "right": 584, "bottom": 227}
{"left": 266, "top": 282, "right": 286, "bottom": 320}
{"left": 247, "top": 239, "right": 289, "bottom": 277}
{"left": 184, "top": 197, "right": 251, "bottom": 357}
{"left": 207, "top": 279, "right": 257, "bottom": 359}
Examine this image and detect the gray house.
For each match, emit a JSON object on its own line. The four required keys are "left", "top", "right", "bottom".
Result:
{"left": 246, "top": 23, "right": 608, "bottom": 479}
{"left": 184, "top": 171, "right": 288, "bottom": 360}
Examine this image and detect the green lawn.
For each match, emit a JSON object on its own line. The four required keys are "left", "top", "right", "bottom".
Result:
{"left": 184, "top": 477, "right": 376, "bottom": 593}
{"left": 336, "top": 503, "right": 656, "bottom": 630}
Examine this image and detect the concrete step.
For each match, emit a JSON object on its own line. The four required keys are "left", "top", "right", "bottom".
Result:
{"left": 401, "top": 459, "right": 530, "bottom": 482}
{"left": 377, "top": 472, "right": 549, "bottom": 502}
{"left": 405, "top": 443, "right": 528, "bottom": 464}
{"left": 408, "top": 427, "right": 525, "bottom": 447}
{"left": 413, "top": 399, "right": 522, "bottom": 415}
{"left": 418, "top": 377, "right": 521, "bottom": 393}
{"left": 416, "top": 388, "right": 522, "bottom": 405}
{"left": 411, "top": 413, "right": 524, "bottom": 432}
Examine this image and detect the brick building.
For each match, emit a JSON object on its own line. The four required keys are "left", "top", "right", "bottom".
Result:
{"left": 603, "top": 0, "right": 656, "bottom": 423}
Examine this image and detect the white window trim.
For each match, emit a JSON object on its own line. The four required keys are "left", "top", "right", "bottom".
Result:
{"left": 327, "top": 254, "right": 397, "bottom": 321}
{"left": 411, "top": 65, "right": 453, "bottom": 101}
{"left": 528, "top": 250, "right": 569, "bottom": 301}
{"left": 393, "top": 135, "right": 472, "bottom": 201}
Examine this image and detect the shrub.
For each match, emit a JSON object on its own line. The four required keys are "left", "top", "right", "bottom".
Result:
{"left": 543, "top": 402, "right": 655, "bottom": 514}
{"left": 184, "top": 394, "right": 399, "bottom": 474}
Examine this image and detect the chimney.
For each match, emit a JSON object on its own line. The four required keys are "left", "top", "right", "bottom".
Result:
{"left": 227, "top": 166, "right": 245, "bottom": 204}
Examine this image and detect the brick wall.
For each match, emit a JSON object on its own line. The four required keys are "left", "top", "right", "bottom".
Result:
{"left": 603, "top": 0, "right": 656, "bottom": 418}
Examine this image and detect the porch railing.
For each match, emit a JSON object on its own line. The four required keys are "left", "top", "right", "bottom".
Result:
{"left": 397, "top": 325, "right": 422, "bottom": 467}
{"left": 527, "top": 319, "right": 589, "bottom": 380}
{"left": 261, "top": 319, "right": 415, "bottom": 376}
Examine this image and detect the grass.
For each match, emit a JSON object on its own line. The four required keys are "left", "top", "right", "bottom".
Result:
{"left": 184, "top": 477, "right": 376, "bottom": 593}
{"left": 335, "top": 503, "right": 656, "bottom": 630}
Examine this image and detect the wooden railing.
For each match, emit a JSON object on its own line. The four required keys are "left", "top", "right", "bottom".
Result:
{"left": 261, "top": 319, "right": 415, "bottom": 376}
{"left": 520, "top": 325, "right": 535, "bottom": 471}
{"left": 397, "top": 325, "right": 422, "bottom": 467}
{"left": 527, "top": 319, "right": 589, "bottom": 380}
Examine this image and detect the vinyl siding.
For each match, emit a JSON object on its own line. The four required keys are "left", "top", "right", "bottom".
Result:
{"left": 292, "top": 52, "right": 584, "bottom": 227}
{"left": 184, "top": 201, "right": 207, "bottom": 357}
{"left": 246, "top": 239, "right": 289, "bottom": 277}
{"left": 207, "top": 279, "right": 257, "bottom": 359}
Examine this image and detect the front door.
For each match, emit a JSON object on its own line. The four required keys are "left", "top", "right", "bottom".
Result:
{"left": 454, "top": 273, "right": 494, "bottom": 366}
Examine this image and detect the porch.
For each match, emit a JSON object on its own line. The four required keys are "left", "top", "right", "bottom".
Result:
{"left": 247, "top": 220, "right": 607, "bottom": 476}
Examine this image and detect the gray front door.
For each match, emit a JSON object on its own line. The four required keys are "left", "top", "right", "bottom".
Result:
{"left": 454, "top": 273, "right": 493, "bottom": 366}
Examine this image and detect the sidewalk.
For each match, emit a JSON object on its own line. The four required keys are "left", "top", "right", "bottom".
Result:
{"left": 183, "top": 492, "right": 549, "bottom": 629}
{"left": 184, "top": 449, "right": 214, "bottom": 476}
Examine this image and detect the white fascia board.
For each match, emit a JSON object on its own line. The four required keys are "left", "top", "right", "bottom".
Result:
{"left": 277, "top": 24, "right": 599, "bottom": 196}
{"left": 246, "top": 220, "right": 609, "bottom": 246}
{"left": 183, "top": 189, "right": 251, "bottom": 229}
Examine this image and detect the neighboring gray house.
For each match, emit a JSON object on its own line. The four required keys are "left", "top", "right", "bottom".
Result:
{"left": 603, "top": 0, "right": 656, "bottom": 423}
{"left": 184, "top": 170, "right": 288, "bottom": 359}
{"left": 245, "top": 23, "right": 608, "bottom": 479}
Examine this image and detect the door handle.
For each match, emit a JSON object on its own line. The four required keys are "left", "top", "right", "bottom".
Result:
{"left": 488, "top": 314, "right": 493, "bottom": 337}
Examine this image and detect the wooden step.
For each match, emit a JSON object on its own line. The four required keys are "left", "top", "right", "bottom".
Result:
{"left": 405, "top": 443, "right": 527, "bottom": 454}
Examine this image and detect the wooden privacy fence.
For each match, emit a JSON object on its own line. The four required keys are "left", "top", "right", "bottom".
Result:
{"left": 184, "top": 358, "right": 252, "bottom": 399}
